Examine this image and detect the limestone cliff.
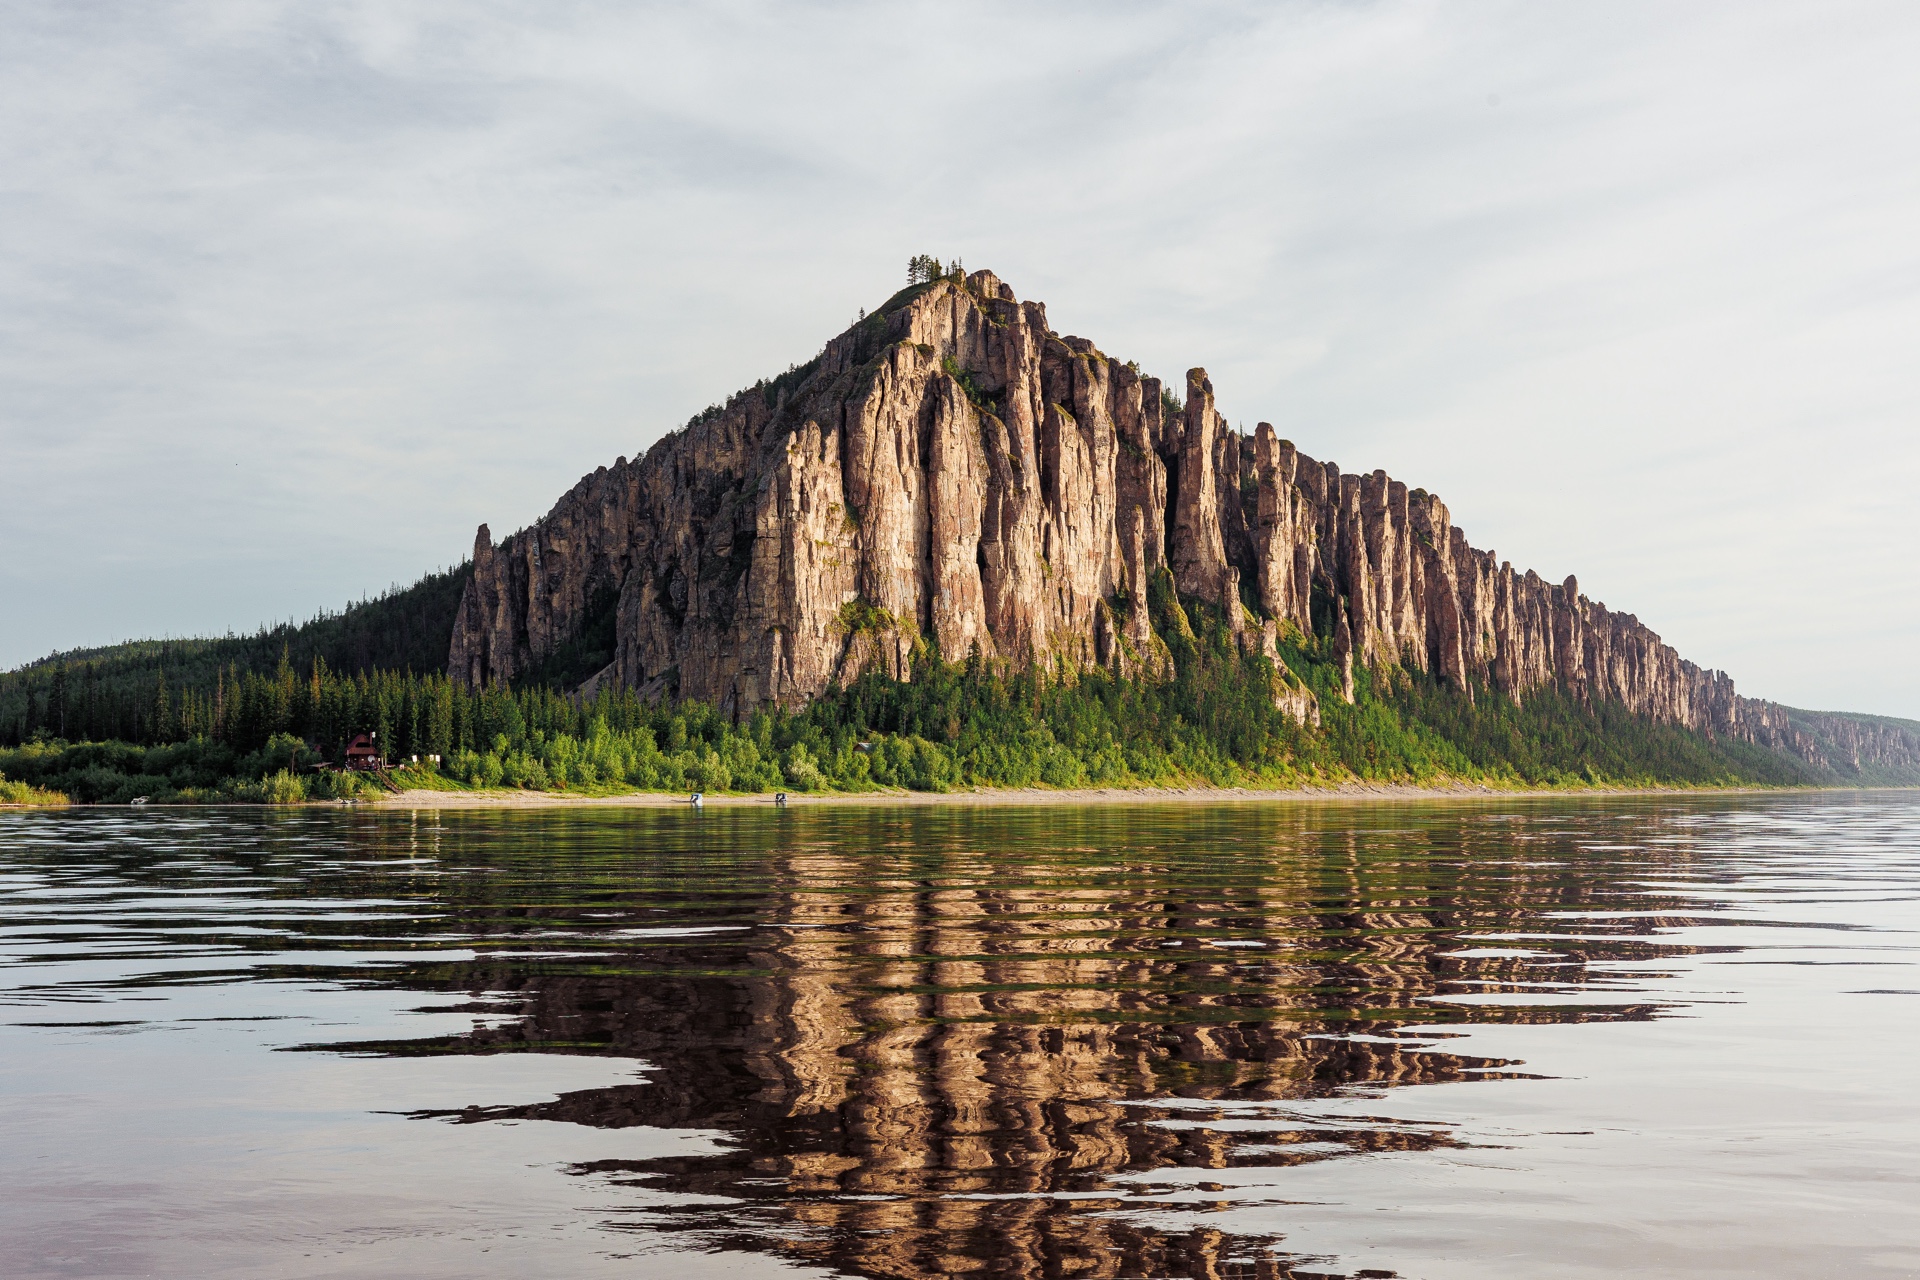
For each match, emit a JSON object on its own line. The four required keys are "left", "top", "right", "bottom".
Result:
{"left": 446, "top": 270, "right": 1898, "bottom": 775}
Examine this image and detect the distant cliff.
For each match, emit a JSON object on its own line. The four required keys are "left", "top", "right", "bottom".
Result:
{"left": 447, "top": 270, "right": 1919, "bottom": 783}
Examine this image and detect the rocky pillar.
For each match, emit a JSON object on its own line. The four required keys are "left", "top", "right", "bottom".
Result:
{"left": 1169, "top": 368, "right": 1228, "bottom": 604}
{"left": 1332, "top": 600, "right": 1356, "bottom": 704}
{"left": 1250, "top": 424, "right": 1293, "bottom": 621}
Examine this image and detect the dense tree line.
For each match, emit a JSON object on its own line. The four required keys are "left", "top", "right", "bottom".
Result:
{"left": 0, "top": 564, "right": 470, "bottom": 746}
{"left": 0, "top": 566, "right": 1815, "bottom": 805}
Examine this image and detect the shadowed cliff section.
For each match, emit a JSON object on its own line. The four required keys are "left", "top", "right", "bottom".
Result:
{"left": 445, "top": 270, "right": 1920, "bottom": 785}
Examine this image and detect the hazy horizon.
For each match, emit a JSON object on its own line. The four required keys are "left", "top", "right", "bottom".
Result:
{"left": 5, "top": 2, "right": 1918, "bottom": 717}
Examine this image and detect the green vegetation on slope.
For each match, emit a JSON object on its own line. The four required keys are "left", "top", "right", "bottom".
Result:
{"left": 1778, "top": 707, "right": 1920, "bottom": 786}
{"left": 0, "top": 569, "right": 1814, "bottom": 804}
{"left": 0, "top": 564, "right": 471, "bottom": 746}
{"left": 810, "top": 572, "right": 1814, "bottom": 791}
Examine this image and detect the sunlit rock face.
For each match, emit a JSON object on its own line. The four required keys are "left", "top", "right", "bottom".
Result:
{"left": 445, "top": 270, "right": 1867, "bottom": 761}
{"left": 449, "top": 271, "right": 1186, "bottom": 711}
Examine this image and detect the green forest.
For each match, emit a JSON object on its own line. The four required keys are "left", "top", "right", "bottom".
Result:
{"left": 0, "top": 564, "right": 470, "bottom": 744}
{"left": 0, "top": 563, "right": 1818, "bottom": 805}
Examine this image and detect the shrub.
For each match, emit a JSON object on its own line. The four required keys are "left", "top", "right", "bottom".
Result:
{"left": 781, "top": 743, "right": 827, "bottom": 791}
{"left": 0, "top": 772, "right": 67, "bottom": 806}
{"left": 307, "top": 769, "right": 369, "bottom": 801}
{"left": 686, "top": 749, "right": 731, "bottom": 793}
{"left": 262, "top": 770, "right": 306, "bottom": 805}
{"left": 501, "top": 752, "right": 551, "bottom": 790}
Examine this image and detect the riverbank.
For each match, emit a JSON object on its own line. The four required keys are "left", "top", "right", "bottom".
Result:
{"left": 366, "top": 778, "right": 1798, "bottom": 809}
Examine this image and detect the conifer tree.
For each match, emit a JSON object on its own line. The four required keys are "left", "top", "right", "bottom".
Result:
{"left": 49, "top": 669, "right": 69, "bottom": 740}
{"left": 150, "top": 671, "right": 171, "bottom": 745}
{"left": 273, "top": 647, "right": 296, "bottom": 739}
{"left": 83, "top": 664, "right": 99, "bottom": 741}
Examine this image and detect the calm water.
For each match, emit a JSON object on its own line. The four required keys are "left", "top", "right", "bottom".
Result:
{"left": 2, "top": 796, "right": 1917, "bottom": 1279}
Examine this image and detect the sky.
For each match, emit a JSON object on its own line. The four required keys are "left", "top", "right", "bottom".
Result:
{"left": 3, "top": 1, "right": 1917, "bottom": 716}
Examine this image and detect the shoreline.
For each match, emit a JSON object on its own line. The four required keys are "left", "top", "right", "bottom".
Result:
{"left": 10, "top": 782, "right": 1909, "bottom": 813}
{"left": 363, "top": 779, "right": 1826, "bottom": 810}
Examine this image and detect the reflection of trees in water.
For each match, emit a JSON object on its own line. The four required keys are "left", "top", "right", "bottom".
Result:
{"left": 358, "top": 806, "right": 1700, "bottom": 1280}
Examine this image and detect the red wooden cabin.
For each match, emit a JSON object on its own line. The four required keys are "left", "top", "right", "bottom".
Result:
{"left": 342, "top": 733, "right": 384, "bottom": 771}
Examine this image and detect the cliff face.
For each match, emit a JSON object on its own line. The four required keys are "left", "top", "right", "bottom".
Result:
{"left": 451, "top": 271, "right": 1184, "bottom": 713}
{"left": 446, "top": 270, "right": 1908, "bottom": 775}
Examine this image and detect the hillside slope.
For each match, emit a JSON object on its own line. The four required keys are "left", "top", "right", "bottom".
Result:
{"left": 1, "top": 566, "right": 469, "bottom": 744}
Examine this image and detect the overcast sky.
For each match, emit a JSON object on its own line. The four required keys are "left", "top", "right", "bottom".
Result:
{"left": 4, "top": 1, "right": 1917, "bottom": 716}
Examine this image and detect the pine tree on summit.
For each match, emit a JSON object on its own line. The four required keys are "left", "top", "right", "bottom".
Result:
{"left": 906, "top": 254, "right": 960, "bottom": 285}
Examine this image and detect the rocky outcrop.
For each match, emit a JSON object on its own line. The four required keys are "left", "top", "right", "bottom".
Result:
{"left": 451, "top": 271, "right": 1193, "bottom": 715}
{"left": 446, "top": 269, "right": 1913, "bottom": 777}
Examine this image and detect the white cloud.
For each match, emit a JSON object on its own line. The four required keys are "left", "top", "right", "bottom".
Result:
{"left": 3, "top": 0, "right": 1917, "bottom": 715}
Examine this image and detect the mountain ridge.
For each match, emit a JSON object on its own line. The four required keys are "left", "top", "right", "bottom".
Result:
{"left": 444, "top": 268, "right": 1920, "bottom": 784}
{"left": 6, "top": 270, "right": 1917, "bottom": 791}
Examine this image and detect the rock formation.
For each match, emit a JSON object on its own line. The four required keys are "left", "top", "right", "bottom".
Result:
{"left": 450, "top": 270, "right": 1190, "bottom": 715}
{"left": 446, "top": 269, "right": 1904, "bottom": 774}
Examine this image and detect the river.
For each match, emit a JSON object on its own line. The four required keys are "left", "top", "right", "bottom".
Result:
{"left": 2, "top": 794, "right": 1916, "bottom": 1278}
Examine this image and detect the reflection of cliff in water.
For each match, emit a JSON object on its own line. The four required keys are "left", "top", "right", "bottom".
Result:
{"left": 354, "top": 812, "right": 1685, "bottom": 1280}
{"left": 446, "top": 971, "right": 1508, "bottom": 1279}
